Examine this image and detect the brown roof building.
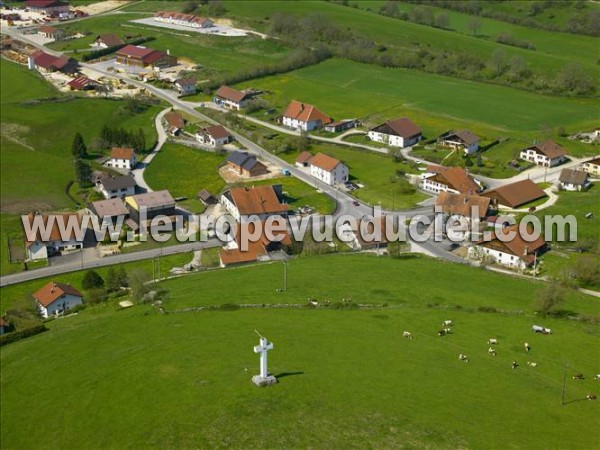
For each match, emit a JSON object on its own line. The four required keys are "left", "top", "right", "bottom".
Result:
{"left": 422, "top": 165, "right": 481, "bottom": 195}
{"left": 95, "top": 33, "right": 125, "bottom": 48}
{"left": 115, "top": 45, "right": 177, "bottom": 68}
{"left": 295, "top": 151, "right": 313, "bottom": 167}
{"left": 481, "top": 179, "right": 547, "bottom": 209}
{"left": 435, "top": 191, "right": 491, "bottom": 219}
{"left": 33, "top": 282, "right": 83, "bottom": 308}
{"left": 223, "top": 185, "right": 288, "bottom": 219}
{"left": 473, "top": 224, "right": 546, "bottom": 267}
{"left": 281, "top": 101, "right": 333, "bottom": 131}
{"left": 213, "top": 85, "right": 251, "bottom": 110}
{"left": 309, "top": 153, "right": 343, "bottom": 172}
{"left": 110, "top": 147, "right": 135, "bottom": 161}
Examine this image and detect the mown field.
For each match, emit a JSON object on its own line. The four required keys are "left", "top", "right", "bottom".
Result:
{"left": 1, "top": 254, "right": 599, "bottom": 449}
{"left": 237, "top": 58, "right": 599, "bottom": 135}
{"left": 0, "top": 59, "right": 160, "bottom": 213}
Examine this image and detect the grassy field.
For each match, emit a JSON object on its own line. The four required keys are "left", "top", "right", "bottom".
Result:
{"left": 236, "top": 58, "right": 599, "bottom": 135}
{"left": 278, "top": 143, "right": 429, "bottom": 210}
{"left": 0, "top": 60, "right": 160, "bottom": 213}
{"left": 1, "top": 254, "right": 599, "bottom": 449}
{"left": 223, "top": 0, "right": 599, "bottom": 79}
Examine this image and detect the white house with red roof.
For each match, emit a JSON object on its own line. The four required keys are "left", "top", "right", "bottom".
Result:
{"left": 213, "top": 85, "right": 251, "bottom": 110}
{"left": 368, "top": 118, "right": 422, "bottom": 148}
{"left": 281, "top": 101, "right": 333, "bottom": 131}
{"left": 195, "top": 125, "right": 232, "bottom": 147}
{"left": 107, "top": 147, "right": 137, "bottom": 170}
{"left": 308, "top": 152, "right": 348, "bottom": 186}
{"left": 24, "top": 213, "right": 84, "bottom": 261}
{"left": 519, "top": 140, "right": 567, "bottom": 167}
{"left": 33, "top": 282, "right": 83, "bottom": 318}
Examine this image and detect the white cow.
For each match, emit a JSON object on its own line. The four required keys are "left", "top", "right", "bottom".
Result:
{"left": 524, "top": 342, "right": 531, "bottom": 352}
{"left": 527, "top": 361, "right": 538, "bottom": 367}
{"left": 488, "top": 338, "right": 497, "bottom": 345}
{"left": 443, "top": 320, "right": 453, "bottom": 327}
{"left": 594, "top": 374, "right": 600, "bottom": 381}
{"left": 488, "top": 347, "right": 497, "bottom": 356}
{"left": 458, "top": 354, "right": 468, "bottom": 362}
{"left": 403, "top": 331, "right": 413, "bottom": 339}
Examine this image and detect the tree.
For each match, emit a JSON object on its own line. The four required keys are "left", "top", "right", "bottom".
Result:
{"left": 533, "top": 280, "right": 565, "bottom": 315}
{"left": 74, "top": 159, "right": 92, "bottom": 187}
{"left": 82, "top": 270, "right": 104, "bottom": 290}
{"left": 207, "top": 0, "right": 226, "bottom": 17}
{"left": 294, "top": 132, "right": 310, "bottom": 152}
{"left": 434, "top": 12, "right": 450, "bottom": 29}
{"left": 467, "top": 17, "right": 481, "bottom": 35}
{"left": 555, "top": 63, "right": 595, "bottom": 95}
{"left": 118, "top": 267, "right": 129, "bottom": 288}
{"left": 71, "top": 132, "right": 87, "bottom": 158}
{"left": 181, "top": 1, "right": 198, "bottom": 14}
{"left": 106, "top": 266, "right": 120, "bottom": 292}
{"left": 129, "top": 269, "right": 151, "bottom": 302}
{"left": 86, "top": 288, "right": 107, "bottom": 305}
{"left": 379, "top": 0, "right": 399, "bottom": 18}
{"left": 572, "top": 255, "right": 600, "bottom": 288}
{"left": 488, "top": 48, "right": 507, "bottom": 76}
{"left": 507, "top": 55, "right": 529, "bottom": 81}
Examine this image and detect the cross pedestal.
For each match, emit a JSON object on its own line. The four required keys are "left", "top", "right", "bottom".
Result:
{"left": 252, "top": 336, "right": 277, "bottom": 387}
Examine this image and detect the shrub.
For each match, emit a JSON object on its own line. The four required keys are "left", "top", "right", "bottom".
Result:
{"left": 82, "top": 270, "right": 104, "bottom": 290}
{"left": 0, "top": 325, "right": 48, "bottom": 347}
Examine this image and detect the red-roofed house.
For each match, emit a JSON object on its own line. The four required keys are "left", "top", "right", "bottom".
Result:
{"left": 26, "top": 0, "right": 70, "bottom": 15}
{"left": 95, "top": 33, "right": 125, "bottom": 48}
{"left": 281, "top": 101, "right": 333, "bottom": 131}
{"left": 37, "top": 25, "right": 66, "bottom": 40}
{"left": 33, "top": 282, "right": 83, "bottom": 318}
{"left": 67, "top": 75, "right": 97, "bottom": 91}
{"left": 115, "top": 45, "right": 177, "bottom": 68}
{"left": 421, "top": 165, "right": 481, "bottom": 195}
{"left": 308, "top": 152, "right": 349, "bottom": 186}
{"left": 520, "top": 140, "right": 567, "bottom": 167}
{"left": 213, "top": 85, "right": 251, "bottom": 110}
{"left": 368, "top": 118, "right": 422, "bottom": 148}
{"left": 23, "top": 213, "right": 84, "bottom": 260}
{"left": 107, "top": 147, "right": 136, "bottom": 170}
{"left": 438, "top": 130, "right": 480, "bottom": 154}
{"left": 28, "top": 50, "right": 78, "bottom": 74}
{"left": 196, "top": 125, "right": 232, "bottom": 147}
{"left": 221, "top": 185, "right": 288, "bottom": 222}
{"left": 581, "top": 157, "right": 600, "bottom": 177}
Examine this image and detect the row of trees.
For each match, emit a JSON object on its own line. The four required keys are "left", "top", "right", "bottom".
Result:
{"left": 99, "top": 125, "right": 146, "bottom": 152}
{"left": 82, "top": 267, "right": 154, "bottom": 305}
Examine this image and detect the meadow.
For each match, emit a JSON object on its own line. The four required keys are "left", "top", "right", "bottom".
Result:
{"left": 1, "top": 254, "right": 599, "bottom": 449}
{"left": 0, "top": 59, "right": 160, "bottom": 213}
{"left": 236, "top": 58, "right": 599, "bottom": 135}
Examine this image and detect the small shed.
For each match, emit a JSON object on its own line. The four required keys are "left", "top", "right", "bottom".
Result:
{"left": 198, "top": 189, "right": 217, "bottom": 205}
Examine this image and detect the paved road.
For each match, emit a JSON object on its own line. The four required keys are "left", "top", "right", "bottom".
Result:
{"left": 131, "top": 107, "right": 170, "bottom": 191}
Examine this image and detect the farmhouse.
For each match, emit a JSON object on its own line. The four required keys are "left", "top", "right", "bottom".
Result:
{"left": 219, "top": 220, "right": 292, "bottom": 267}
{"left": 107, "top": 147, "right": 136, "bottom": 170}
{"left": 67, "top": 76, "right": 97, "bottom": 91}
{"left": 324, "top": 119, "right": 358, "bottom": 133}
{"left": 469, "top": 224, "right": 546, "bottom": 270}
{"left": 221, "top": 185, "right": 288, "bottom": 222}
{"left": 481, "top": 179, "right": 547, "bottom": 209}
{"left": 33, "top": 282, "right": 83, "bottom": 319}
{"left": 94, "top": 33, "right": 124, "bottom": 48}
{"left": 224, "top": 151, "right": 268, "bottom": 177}
{"left": 368, "top": 118, "right": 422, "bottom": 148}
{"left": 115, "top": 45, "right": 177, "bottom": 68}
{"left": 154, "top": 11, "right": 213, "bottom": 28}
{"left": 309, "top": 152, "right": 348, "bottom": 186}
{"left": 196, "top": 125, "right": 233, "bottom": 147}
{"left": 25, "top": 0, "right": 70, "bottom": 15}
{"left": 438, "top": 130, "right": 480, "bottom": 154}
{"left": 520, "top": 140, "right": 566, "bottom": 167}
{"left": 581, "top": 157, "right": 600, "bottom": 176}
{"left": 421, "top": 165, "right": 481, "bottom": 195}
{"left": 435, "top": 191, "right": 492, "bottom": 220}
{"left": 558, "top": 168, "right": 590, "bottom": 191}
{"left": 125, "top": 190, "right": 176, "bottom": 229}
{"left": 28, "top": 50, "right": 78, "bottom": 74}
{"left": 295, "top": 151, "right": 313, "bottom": 168}
{"left": 88, "top": 198, "right": 128, "bottom": 224}
{"left": 97, "top": 175, "right": 136, "bottom": 199}
{"left": 213, "top": 85, "right": 251, "bottom": 110}
{"left": 174, "top": 78, "right": 196, "bottom": 95}
{"left": 23, "top": 213, "right": 84, "bottom": 261}
{"left": 165, "top": 111, "right": 185, "bottom": 135}
{"left": 281, "top": 101, "right": 333, "bottom": 131}
{"left": 37, "top": 25, "right": 65, "bottom": 40}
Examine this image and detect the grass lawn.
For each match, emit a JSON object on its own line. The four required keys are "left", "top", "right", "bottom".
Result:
{"left": 0, "top": 60, "right": 160, "bottom": 213}
{"left": 235, "top": 58, "right": 599, "bottom": 136}
{"left": 279, "top": 143, "right": 429, "bottom": 210}
{"left": 1, "top": 254, "right": 598, "bottom": 449}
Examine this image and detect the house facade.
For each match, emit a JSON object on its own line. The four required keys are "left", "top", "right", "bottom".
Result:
{"left": 107, "top": 147, "right": 136, "bottom": 170}
{"left": 28, "top": 50, "right": 78, "bottom": 74}
{"left": 438, "top": 130, "right": 480, "bottom": 154}
{"left": 420, "top": 165, "right": 481, "bottom": 195}
{"left": 33, "top": 282, "right": 83, "bottom": 318}
{"left": 37, "top": 25, "right": 65, "bottom": 40}
{"left": 519, "top": 140, "right": 566, "bottom": 167}
{"left": 25, "top": 0, "right": 70, "bottom": 15}
{"left": 196, "top": 125, "right": 232, "bottom": 147}
{"left": 115, "top": 45, "right": 177, "bottom": 68}
{"left": 97, "top": 175, "right": 136, "bottom": 199}
{"left": 154, "top": 11, "right": 213, "bottom": 28}
{"left": 125, "top": 190, "right": 176, "bottom": 229}
{"left": 309, "top": 153, "right": 348, "bottom": 186}
{"left": 24, "top": 213, "right": 84, "bottom": 260}
{"left": 324, "top": 119, "right": 358, "bottom": 133}
{"left": 558, "top": 168, "right": 590, "bottom": 191}
{"left": 174, "top": 78, "right": 196, "bottom": 95}
{"left": 94, "top": 33, "right": 124, "bottom": 48}
{"left": 281, "top": 101, "right": 333, "bottom": 131}
{"left": 213, "top": 85, "right": 250, "bottom": 110}
{"left": 220, "top": 185, "right": 288, "bottom": 223}
{"left": 581, "top": 157, "right": 600, "bottom": 176}
{"left": 368, "top": 117, "right": 422, "bottom": 148}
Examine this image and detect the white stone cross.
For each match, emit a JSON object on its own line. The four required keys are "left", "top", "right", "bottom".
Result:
{"left": 254, "top": 336, "right": 273, "bottom": 379}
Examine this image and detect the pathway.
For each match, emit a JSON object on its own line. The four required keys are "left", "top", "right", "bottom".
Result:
{"left": 131, "top": 107, "right": 170, "bottom": 192}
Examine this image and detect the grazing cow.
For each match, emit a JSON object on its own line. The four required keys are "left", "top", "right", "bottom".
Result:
{"left": 524, "top": 342, "right": 531, "bottom": 352}
{"left": 527, "top": 361, "right": 538, "bottom": 367}
{"left": 595, "top": 374, "right": 600, "bottom": 381}
{"left": 488, "top": 338, "right": 497, "bottom": 345}
{"left": 437, "top": 329, "right": 446, "bottom": 337}
{"left": 443, "top": 327, "right": 452, "bottom": 334}
{"left": 573, "top": 373, "right": 584, "bottom": 380}
{"left": 403, "top": 331, "right": 413, "bottom": 339}
{"left": 586, "top": 394, "right": 597, "bottom": 400}
{"left": 443, "top": 320, "right": 453, "bottom": 327}
{"left": 488, "top": 347, "right": 497, "bottom": 356}
{"left": 544, "top": 328, "right": 552, "bottom": 334}
{"left": 458, "top": 354, "right": 468, "bottom": 362}
{"left": 512, "top": 361, "right": 519, "bottom": 369}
